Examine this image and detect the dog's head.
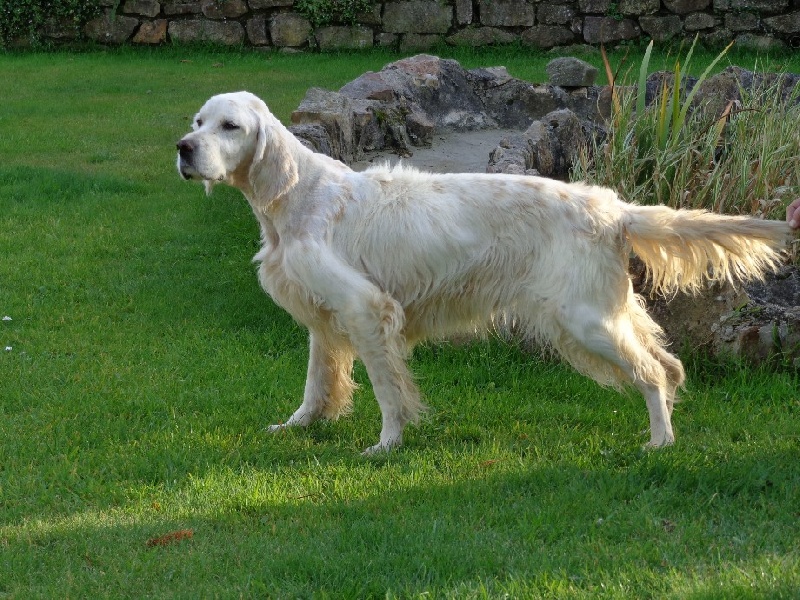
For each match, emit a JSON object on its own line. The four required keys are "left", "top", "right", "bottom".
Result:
{"left": 177, "top": 91, "right": 298, "bottom": 200}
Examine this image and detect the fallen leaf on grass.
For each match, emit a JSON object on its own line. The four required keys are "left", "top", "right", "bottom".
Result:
{"left": 146, "top": 529, "right": 193, "bottom": 548}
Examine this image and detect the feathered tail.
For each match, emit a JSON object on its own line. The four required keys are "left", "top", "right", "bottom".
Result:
{"left": 622, "top": 205, "right": 791, "bottom": 296}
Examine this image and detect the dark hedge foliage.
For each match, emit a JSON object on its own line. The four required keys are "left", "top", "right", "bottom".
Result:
{"left": 0, "top": 0, "right": 101, "bottom": 47}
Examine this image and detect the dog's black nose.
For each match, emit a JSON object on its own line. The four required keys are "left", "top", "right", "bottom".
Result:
{"left": 177, "top": 139, "right": 194, "bottom": 157}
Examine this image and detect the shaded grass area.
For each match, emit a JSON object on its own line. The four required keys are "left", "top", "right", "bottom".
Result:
{"left": 1, "top": 46, "right": 799, "bottom": 597}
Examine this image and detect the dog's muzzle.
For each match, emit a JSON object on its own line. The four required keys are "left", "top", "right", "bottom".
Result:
{"left": 176, "top": 138, "right": 195, "bottom": 180}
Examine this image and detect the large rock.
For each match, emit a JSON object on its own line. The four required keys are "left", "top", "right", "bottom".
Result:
{"left": 764, "top": 11, "right": 800, "bottom": 34}
{"left": 346, "top": 55, "right": 491, "bottom": 130}
{"left": 619, "top": 0, "right": 660, "bottom": 15}
{"left": 201, "top": 0, "right": 247, "bottom": 19}
{"left": 269, "top": 13, "right": 311, "bottom": 47}
{"left": 663, "top": 0, "right": 711, "bottom": 13}
{"left": 163, "top": 2, "right": 202, "bottom": 15}
{"left": 84, "top": 11, "right": 139, "bottom": 44}
{"left": 690, "top": 66, "right": 800, "bottom": 119}
{"left": 399, "top": 34, "right": 442, "bottom": 51}
{"left": 383, "top": 1, "right": 453, "bottom": 34}
{"left": 538, "top": 4, "right": 575, "bottom": 25}
{"left": 723, "top": 0, "right": 788, "bottom": 14}
{"left": 520, "top": 26, "right": 576, "bottom": 48}
{"left": 455, "top": 0, "right": 472, "bottom": 25}
{"left": 479, "top": 0, "right": 535, "bottom": 27}
{"left": 735, "top": 33, "right": 788, "bottom": 52}
{"left": 685, "top": 12, "right": 718, "bottom": 31}
{"left": 582, "top": 16, "right": 640, "bottom": 44}
{"left": 133, "top": 19, "right": 168, "bottom": 43}
{"left": 634, "top": 261, "right": 800, "bottom": 365}
{"left": 246, "top": 16, "right": 268, "bottom": 45}
{"left": 578, "top": 0, "right": 612, "bottom": 11}
{"left": 123, "top": 0, "right": 161, "bottom": 17}
{"left": 487, "top": 109, "right": 586, "bottom": 178}
{"left": 546, "top": 57, "right": 598, "bottom": 87}
{"left": 725, "top": 11, "right": 760, "bottom": 31}
{"left": 639, "top": 15, "right": 683, "bottom": 41}
{"left": 446, "top": 27, "right": 517, "bottom": 47}
{"left": 168, "top": 19, "right": 244, "bottom": 44}
{"left": 291, "top": 88, "right": 355, "bottom": 162}
{"left": 315, "top": 26, "right": 373, "bottom": 50}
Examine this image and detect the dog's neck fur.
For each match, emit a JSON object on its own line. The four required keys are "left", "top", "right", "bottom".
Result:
{"left": 239, "top": 124, "right": 354, "bottom": 253}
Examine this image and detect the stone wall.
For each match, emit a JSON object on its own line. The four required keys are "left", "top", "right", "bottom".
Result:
{"left": 60, "top": 1, "right": 800, "bottom": 51}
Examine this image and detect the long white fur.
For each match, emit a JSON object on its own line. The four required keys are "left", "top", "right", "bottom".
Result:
{"left": 177, "top": 91, "right": 791, "bottom": 453}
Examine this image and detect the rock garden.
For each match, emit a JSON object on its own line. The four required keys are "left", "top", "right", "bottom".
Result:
{"left": 287, "top": 53, "right": 800, "bottom": 365}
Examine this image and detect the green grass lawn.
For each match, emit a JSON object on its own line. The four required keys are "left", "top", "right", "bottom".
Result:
{"left": 1, "top": 46, "right": 798, "bottom": 598}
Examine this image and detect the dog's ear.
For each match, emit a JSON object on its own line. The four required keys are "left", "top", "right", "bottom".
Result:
{"left": 248, "top": 110, "right": 299, "bottom": 206}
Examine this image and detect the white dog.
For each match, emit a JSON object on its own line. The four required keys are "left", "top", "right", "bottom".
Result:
{"left": 177, "top": 91, "right": 790, "bottom": 453}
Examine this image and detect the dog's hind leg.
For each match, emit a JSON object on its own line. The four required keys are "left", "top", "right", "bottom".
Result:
{"left": 553, "top": 302, "right": 676, "bottom": 448}
{"left": 627, "top": 295, "right": 686, "bottom": 417}
{"left": 268, "top": 329, "right": 356, "bottom": 432}
{"left": 650, "top": 345, "right": 685, "bottom": 416}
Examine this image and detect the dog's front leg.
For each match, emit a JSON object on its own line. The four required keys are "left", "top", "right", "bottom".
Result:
{"left": 268, "top": 329, "right": 356, "bottom": 433}
{"left": 283, "top": 244, "right": 425, "bottom": 453}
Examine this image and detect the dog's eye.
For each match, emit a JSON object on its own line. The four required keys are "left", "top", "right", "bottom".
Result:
{"left": 195, "top": 119, "right": 203, "bottom": 128}
{"left": 222, "top": 121, "right": 240, "bottom": 131}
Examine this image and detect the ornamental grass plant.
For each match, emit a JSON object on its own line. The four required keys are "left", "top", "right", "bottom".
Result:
{"left": 574, "top": 39, "right": 800, "bottom": 225}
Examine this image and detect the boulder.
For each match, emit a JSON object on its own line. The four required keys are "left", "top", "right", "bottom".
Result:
{"left": 133, "top": 19, "right": 168, "bottom": 44}
{"left": 168, "top": 19, "right": 244, "bottom": 45}
{"left": 315, "top": 26, "right": 373, "bottom": 51}
{"left": 479, "top": 0, "right": 535, "bottom": 27}
{"left": 582, "top": 16, "right": 640, "bottom": 44}
{"left": 486, "top": 109, "right": 586, "bottom": 178}
{"left": 201, "top": 0, "right": 247, "bottom": 19}
{"left": 445, "top": 27, "right": 518, "bottom": 47}
{"left": 663, "top": 0, "right": 711, "bottom": 12}
{"left": 639, "top": 15, "right": 683, "bottom": 42}
{"left": 246, "top": 16, "right": 269, "bottom": 46}
{"left": 123, "top": 0, "right": 161, "bottom": 18}
{"left": 546, "top": 57, "right": 598, "bottom": 87}
{"left": 619, "top": 0, "right": 660, "bottom": 15}
{"left": 538, "top": 4, "right": 575, "bottom": 25}
{"left": 383, "top": 1, "right": 452, "bottom": 34}
{"left": 163, "top": 3, "right": 202, "bottom": 15}
{"left": 291, "top": 87, "right": 355, "bottom": 162}
{"left": 520, "top": 26, "right": 576, "bottom": 49}
{"left": 269, "top": 13, "right": 311, "bottom": 47}
{"left": 84, "top": 11, "right": 139, "bottom": 44}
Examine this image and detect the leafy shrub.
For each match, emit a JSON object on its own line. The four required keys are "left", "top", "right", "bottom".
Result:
{"left": 0, "top": 0, "right": 100, "bottom": 47}
{"left": 294, "top": 0, "right": 373, "bottom": 28}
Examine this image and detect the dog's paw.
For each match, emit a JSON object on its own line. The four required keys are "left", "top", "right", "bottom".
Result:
{"left": 267, "top": 423, "right": 287, "bottom": 434}
{"left": 643, "top": 435, "right": 675, "bottom": 450}
{"left": 361, "top": 436, "right": 402, "bottom": 456}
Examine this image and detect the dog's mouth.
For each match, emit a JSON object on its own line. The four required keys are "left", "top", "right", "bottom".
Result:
{"left": 177, "top": 155, "right": 198, "bottom": 181}
{"left": 176, "top": 151, "right": 225, "bottom": 184}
